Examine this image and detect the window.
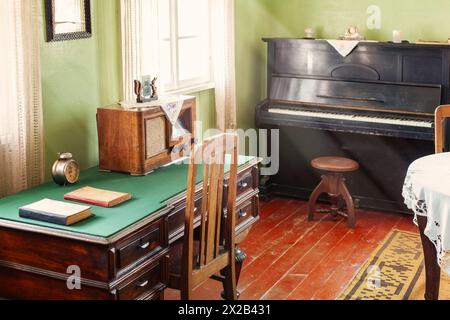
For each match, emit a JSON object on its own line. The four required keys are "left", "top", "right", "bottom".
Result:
{"left": 142, "top": 0, "right": 213, "bottom": 94}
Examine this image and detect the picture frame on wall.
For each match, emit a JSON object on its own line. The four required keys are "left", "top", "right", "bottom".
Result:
{"left": 45, "top": 0, "right": 92, "bottom": 42}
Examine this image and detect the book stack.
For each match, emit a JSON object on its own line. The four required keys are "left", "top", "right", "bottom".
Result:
{"left": 19, "top": 187, "right": 131, "bottom": 226}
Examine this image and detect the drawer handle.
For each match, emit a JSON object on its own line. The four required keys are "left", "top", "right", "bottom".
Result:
{"left": 238, "top": 181, "right": 248, "bottom": 188}
{"left": 238, "top": 209, "right": 248, "bottom": 218}
{"left": 139, "top": 242, "right": 150, "bottom": 250}
{"left": 137, "top": 279, "right": 149, "bottom": 288}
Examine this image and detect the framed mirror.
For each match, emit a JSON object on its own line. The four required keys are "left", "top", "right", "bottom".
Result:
{"left": 45, "top": 0, "right": 92, "bottom": 42}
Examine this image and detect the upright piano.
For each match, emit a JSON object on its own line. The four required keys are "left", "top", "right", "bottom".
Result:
{"left": 257, "top": 38, "right": 450, "bottom": 213}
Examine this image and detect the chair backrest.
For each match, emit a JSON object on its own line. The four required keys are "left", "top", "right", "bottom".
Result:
{"left": 182, "top": 133, "right": 238, "bottom": 286}
{"left": 435, "top": 105, "right": 450, "bottom": 153}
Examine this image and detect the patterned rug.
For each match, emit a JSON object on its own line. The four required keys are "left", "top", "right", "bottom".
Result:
{"left": 339, "top": 230, "right": 450, "bottom": 300}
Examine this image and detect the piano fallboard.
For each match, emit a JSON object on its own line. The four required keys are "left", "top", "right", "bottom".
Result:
{"left": 270, "top": 77, "right": 442, "bottom": 115}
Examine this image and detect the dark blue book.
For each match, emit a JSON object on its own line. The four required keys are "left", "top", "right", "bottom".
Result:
{"left": 19, "top": 198, "right": 92, "bottom": 226}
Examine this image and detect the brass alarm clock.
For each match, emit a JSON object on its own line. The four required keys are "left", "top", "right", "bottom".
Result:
{"left": 52, "top": 152, "right": 80, "bottom": 186}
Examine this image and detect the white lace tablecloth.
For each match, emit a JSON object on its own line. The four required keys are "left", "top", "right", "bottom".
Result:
{"left": 402, "top": 152, "right": 450, "bottom": 274}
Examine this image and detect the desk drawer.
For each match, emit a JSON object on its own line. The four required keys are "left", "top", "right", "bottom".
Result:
{"left": 236, "top": 167, "right": 257, "bottom": 199}
{"left": 236, "top": 195, "right": 259, "bottom": 228}
{"left": 116, "top": 219, "right": 166, "bottom": 272}
{"left": 168, "top": 197, "right": 202, "bottom": 235}
{"left": 117, "top": 257, "right": 167, "bottom": 300}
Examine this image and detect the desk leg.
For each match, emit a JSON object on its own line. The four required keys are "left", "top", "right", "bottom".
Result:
{"left": 417, "top": 215, "right": 440, "bottom": 300}
{"left": 221, "top": 246, "right": 247, "bottom": 299}
{"left": 234, "top": 246, "right": 247, "bottom": 286}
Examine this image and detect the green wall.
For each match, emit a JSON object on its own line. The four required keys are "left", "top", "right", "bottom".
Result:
{"left": 41, "top": 0, "right": 120, "bottom": 179}
{"left": 40, "top": 0, "right": 215, "bottom": 179}
{"left": 264, "top": 0, "right": 450, "bottom": 42}
{"left": 235, "top": 0, "right": 450, "bottom": 130}
{"left": 41, "top": 0, "right": 450, "bottom": 173}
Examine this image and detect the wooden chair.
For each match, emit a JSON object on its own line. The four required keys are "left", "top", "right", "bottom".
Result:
{"left": 168, "top": 133, "right": 238, "bottom": 300}
{"left": 435, "top": 105, "right": 450, "bottom": 153}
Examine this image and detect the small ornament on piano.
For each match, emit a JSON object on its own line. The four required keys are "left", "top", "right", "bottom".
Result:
{"left": 340, "top": 26, "right": 365, "bottom": 41}
{"left": 304, "top": 27, "right": 315, "bottom": 39}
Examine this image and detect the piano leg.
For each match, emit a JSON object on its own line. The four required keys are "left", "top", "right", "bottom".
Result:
{"left": 417, "top": 215, "right": 441, "bottom": 300}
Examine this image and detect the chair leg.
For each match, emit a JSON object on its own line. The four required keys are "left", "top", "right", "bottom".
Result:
{"left": 180, "top": 288, "right": 192, "bottom": 300}
{"left": 308, "top": 179, "right": 326, "bottom": 221}
{"left": 338, "top": 179, "right": 356, "bottom": 229}
{"left": 180, "top": 279, "right": 192, "bottom": 300}
{"left": 223, "top": 262, "right": 237, "bottom": 300}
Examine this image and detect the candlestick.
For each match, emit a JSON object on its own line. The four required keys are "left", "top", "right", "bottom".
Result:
{"left": 393, "top": 30, "right": 402, "bottom": 43}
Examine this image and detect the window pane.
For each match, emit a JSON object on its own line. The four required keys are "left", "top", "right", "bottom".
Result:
{"left": 178, "top": 37, "right": 209, "bottom": 81}
{"left": 159, "top": 40, "right": 173, "bottom": 84}
{"left": 177, "top": 0, "right": 209, "bottom": 38}
{"left": 157, "top": 0, "right": 170, "bottom": 40}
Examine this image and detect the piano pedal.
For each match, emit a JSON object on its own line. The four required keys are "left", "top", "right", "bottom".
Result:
{"left": 354, "top": 198, "right": 361, "bottom": 209}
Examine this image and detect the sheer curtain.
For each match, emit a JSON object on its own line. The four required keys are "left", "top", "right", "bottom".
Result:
{"left": 212, "top": 0, "right": 237, "bottom": 131}
{"left": 120, "top": 0, "right": 160, "bottom": 102}
{"left": 0, "top": 0, "right": 44, "bottom": 198}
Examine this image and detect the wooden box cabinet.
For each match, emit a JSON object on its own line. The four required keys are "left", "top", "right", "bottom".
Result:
{"left": 97, "top": 97, "right": 196, "bottom": 176}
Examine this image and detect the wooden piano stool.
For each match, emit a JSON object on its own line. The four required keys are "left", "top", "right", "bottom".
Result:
{"left": 308, "top": 157, "right": 359, "bottom": 229}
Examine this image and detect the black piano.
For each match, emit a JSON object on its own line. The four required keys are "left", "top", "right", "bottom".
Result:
{"left": 257, "top": 38, "right": 450, "bottom": 213}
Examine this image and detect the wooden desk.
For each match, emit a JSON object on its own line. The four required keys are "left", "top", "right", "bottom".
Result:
{"left": 0, "top": 157, "right": 260, "bottom": 300}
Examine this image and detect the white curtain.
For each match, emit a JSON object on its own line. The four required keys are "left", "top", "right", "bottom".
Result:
{"left": 120, "top": 0, "right": 160, "bottom": 102}
{"left": 212, "top": 0, "right": 237, "bottom": 131}
{"left": 0, "top": 0, "right": 44, "bottom": 198}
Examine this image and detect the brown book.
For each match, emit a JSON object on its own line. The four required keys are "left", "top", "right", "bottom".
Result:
{"left": 19, "top": 199, "right": 92, "bottom": 226}
{"left": 64, "top": 186, "right": 131, "bottom": 208}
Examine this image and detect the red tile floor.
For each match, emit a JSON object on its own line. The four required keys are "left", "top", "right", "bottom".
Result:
{"left": 165, "top": 197, "right": 418, "bottom": 300}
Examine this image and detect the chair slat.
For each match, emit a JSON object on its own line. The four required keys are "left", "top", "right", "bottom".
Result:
{"left": 215, "top": 161, "right": 225, "bottom": 257}
{"left": 435, "top": 105, "right": 450, "bottom": 154}
{"left": 205, "top": 161, "right": 220, "bottom": 264}
{"left": 199, "top": 163, "right": 210, "bottom": 267}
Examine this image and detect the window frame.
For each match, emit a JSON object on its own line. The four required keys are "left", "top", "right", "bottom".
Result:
{"left": 160, "top": 0, "right": 215, "bottom": 95}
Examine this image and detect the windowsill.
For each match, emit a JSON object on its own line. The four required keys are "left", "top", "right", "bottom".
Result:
{"left": 164, "top": 82, "right": 215, "bottom": 96}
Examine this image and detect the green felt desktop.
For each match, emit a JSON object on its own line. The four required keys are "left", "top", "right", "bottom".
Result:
{"left": 0, "top": 156, "right": 255, "bottom": 238}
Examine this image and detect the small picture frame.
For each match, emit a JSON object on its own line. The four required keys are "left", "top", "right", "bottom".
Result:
{"left": 45, "top": 0, "right": 92, "bottom": 42}
{"left": 142, "top": 75, "right": 153, "bottom": 101}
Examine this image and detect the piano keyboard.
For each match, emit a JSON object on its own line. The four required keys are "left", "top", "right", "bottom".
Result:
{"left": 268, "top": 108, "right": 434, "bottom": 129}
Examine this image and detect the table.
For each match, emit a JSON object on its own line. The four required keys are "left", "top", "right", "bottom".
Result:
{"left": 0, "top": 156, "right": 260, "bottom": 299}
{"left": 403, "top": 152, "right": 450, "bottom": 300}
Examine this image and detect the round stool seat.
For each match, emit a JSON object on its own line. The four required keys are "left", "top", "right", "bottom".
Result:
{"left": 311, "top": 156, "right": 359, "bottom": 173}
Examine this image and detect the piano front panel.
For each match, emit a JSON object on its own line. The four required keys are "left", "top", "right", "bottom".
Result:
{"left": 272, "top": 41, "right": 400, "bottom": 81}
{"left": 267, "top": 39, "right": 450, "bottom": 105}
{"left": 270, "top": 126, "right": 434, "bottom": 213}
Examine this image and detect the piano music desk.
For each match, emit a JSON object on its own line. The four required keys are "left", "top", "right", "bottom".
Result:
{"left": 0, "top": 156, "right": 260, "bottom": 300}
